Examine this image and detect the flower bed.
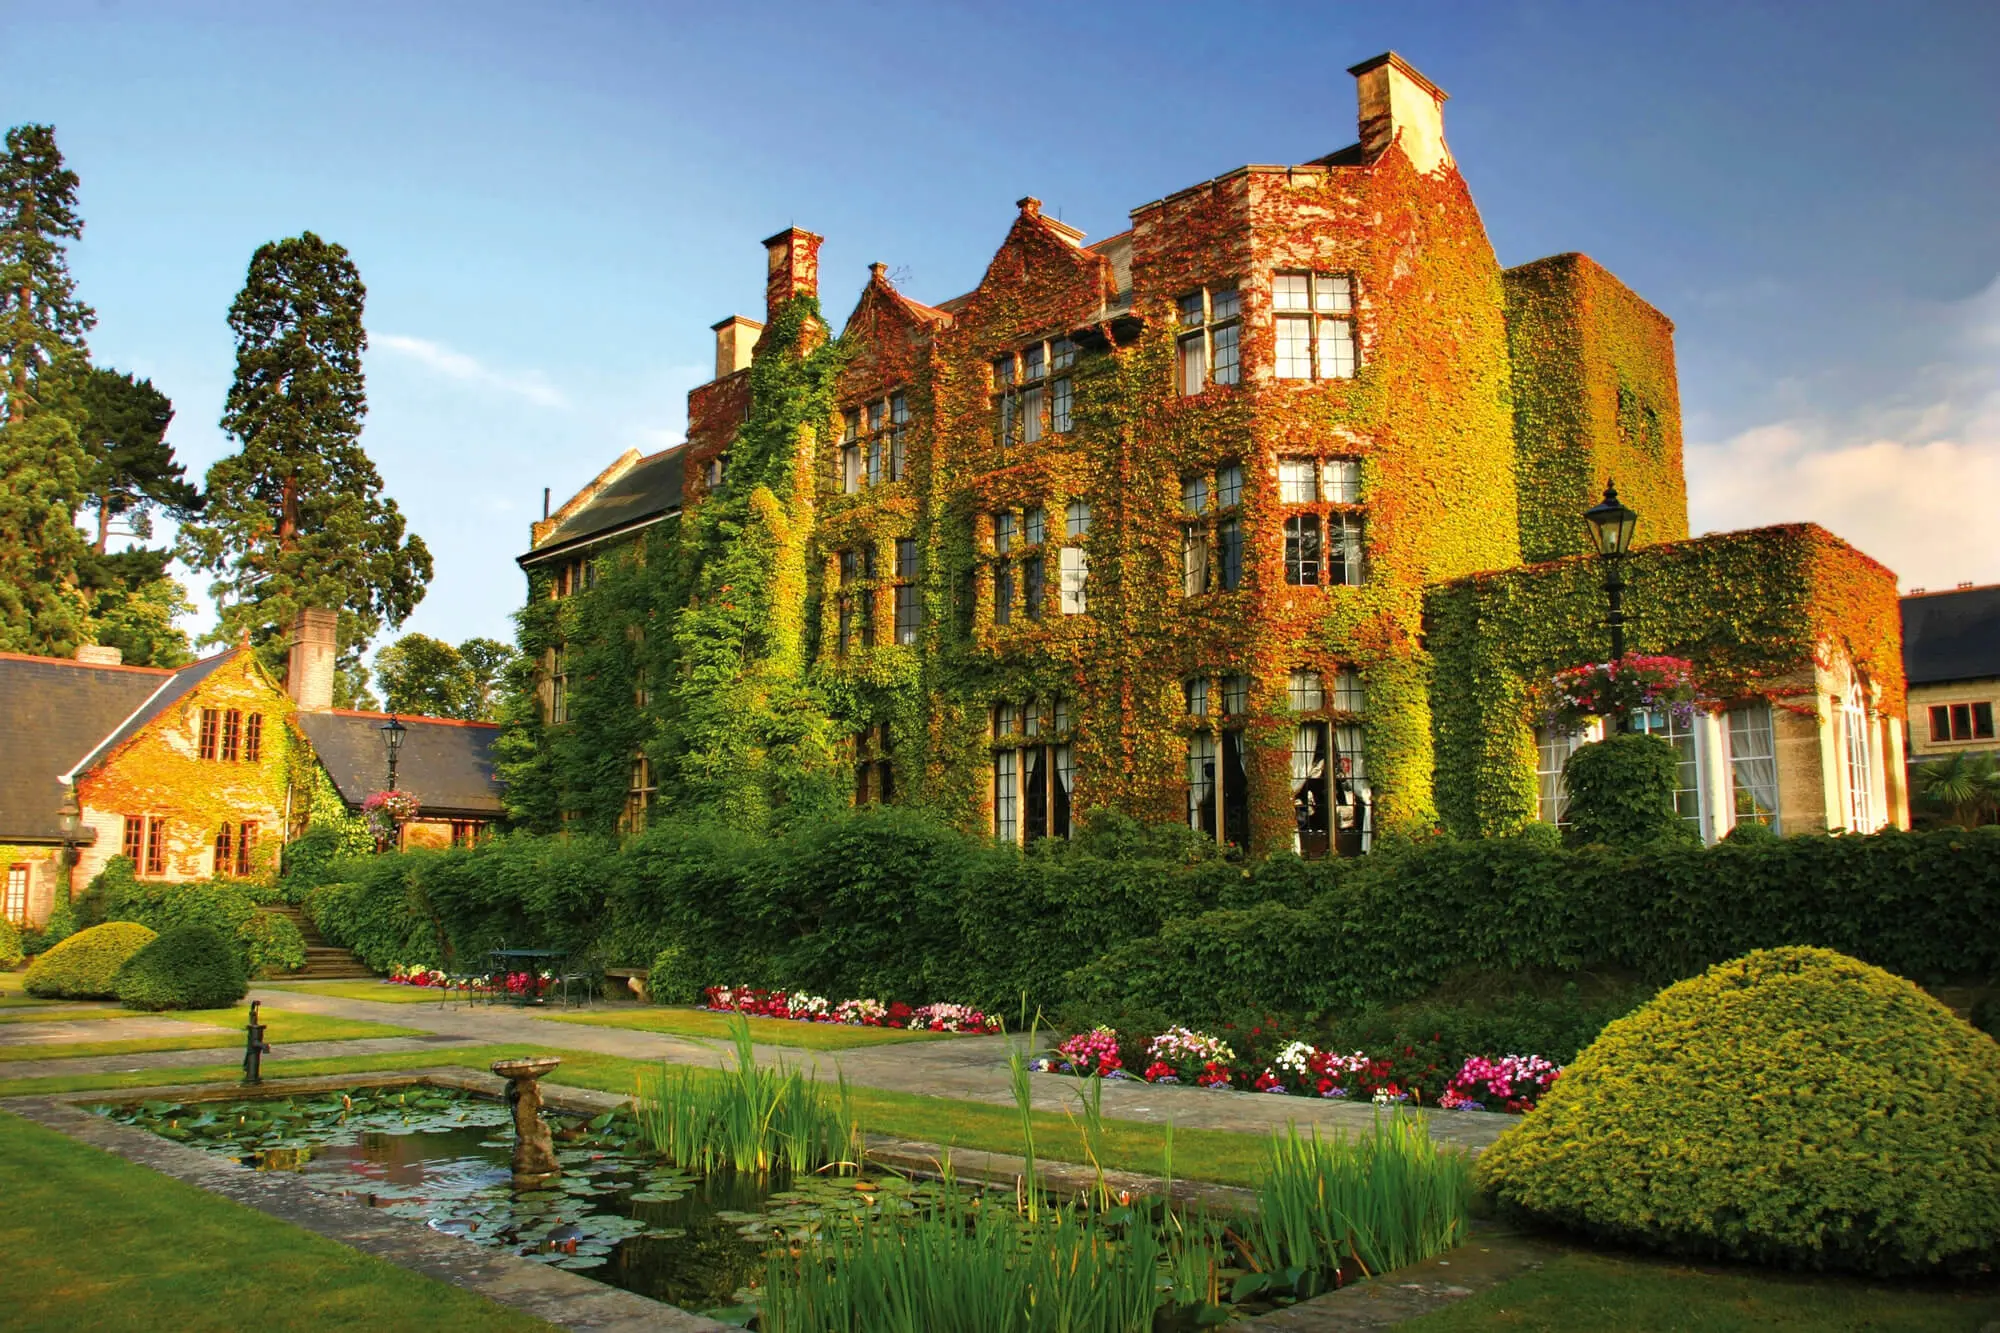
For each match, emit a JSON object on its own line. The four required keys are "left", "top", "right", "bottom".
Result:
{"left": 701, "top": 985, "right": 1004, "bottom": 1034}
{"left": 1032, "top": 1026, "right": 1562, "bottom": 1111}
{"left": 386, "top": 963, "right": 553, "bottom": 998}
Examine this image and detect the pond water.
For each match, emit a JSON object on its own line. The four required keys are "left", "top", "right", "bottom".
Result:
{"left": 93, "top": 1085, "right": 960, "bottom": 1321}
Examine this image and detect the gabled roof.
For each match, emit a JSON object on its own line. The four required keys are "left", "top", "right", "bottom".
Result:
{"left": 0, "top": 648, "right": 220, "bottom": 842}
{"left": 1902, "top": 584, "right": 2000, "bottom": 686}
{"left": 62, "top": 648, "right": 244, "bottom": 782}
{"left": 294, "top": 710, "right": 505, "bottom": 817}
{"left": 525, "top": 446, "right": 685, "bottom": 564}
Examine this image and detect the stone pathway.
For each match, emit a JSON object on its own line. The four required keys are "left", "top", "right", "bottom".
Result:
{"left": 0, "top": 986, "right": 1518, "bottom": 1154}
{"left": 244, "top": 984, "right": 1517, "bottom": 1154}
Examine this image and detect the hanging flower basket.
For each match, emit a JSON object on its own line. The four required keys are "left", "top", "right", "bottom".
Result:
{"left": 1543, "top": 654, "right": 1702, "bottom": 731}
{"left": 362, "top": 789, "right": 422, "bottom": 840}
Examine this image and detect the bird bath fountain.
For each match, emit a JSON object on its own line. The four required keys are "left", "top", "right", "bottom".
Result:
{"left": 490, "top": 1056, "right": 564, "bottom": 1187}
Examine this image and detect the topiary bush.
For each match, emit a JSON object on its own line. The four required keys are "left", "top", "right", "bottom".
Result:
{"left": 0, "top": 915, "right": 21, "bottom": 969}
{"left": 239, "top": 911, "right": 306, "bottom": 977}
{"left": 24, "top": 921, "right": 158, "bottom": 998}
{"left": 1476, "top": 947, "right": 2000, "bottom": 1275}
{"left": 1561, "top": 733, "right": 1695, "bottom": 847}
{"left": 113, "top": 925, "right": 249, "bottom": 1011}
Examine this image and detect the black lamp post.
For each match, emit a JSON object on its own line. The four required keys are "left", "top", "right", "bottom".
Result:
{"left": 1582, "top": 481, "right": 1639, "bottom": 661}
{"left": 380, "top": 715, "right": 407, "bottom": 791}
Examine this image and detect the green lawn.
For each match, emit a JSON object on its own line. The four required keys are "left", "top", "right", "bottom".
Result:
{"left": 255, "top": 979, "right": 443, "bottom": 1004}
{"left": 0, "top": 1110, "right": 554, "bottom": 1332}
{"left": 0, "top": 1004, "right": 143, "bottom": 1023}
{"left": 542, "top": 1004, "right": 952, "bottom": 1049}
{"left": 0, "top": 1008, "right": 420, "bottom": 1062}
{"left": 1398, "top": 1249, "right": 2000, "bottom": 1331}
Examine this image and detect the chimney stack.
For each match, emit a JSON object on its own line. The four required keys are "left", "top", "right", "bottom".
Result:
{"left": 762, "top": 226, "right": 824, "bottom": 322}
{"left": 74, "top": 644, "right": 123, "bottom": 666}
{"left": 710, "top": 315, "right": 764, "bottom": 380}
{"left": 286, "top": 608, "right": 337, "bottom": 712}
{"left": 1348, "top": 52, "right": 1452, "bottom": 175}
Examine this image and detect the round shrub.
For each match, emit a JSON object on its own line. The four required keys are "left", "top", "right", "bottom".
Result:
{"left": 24, "top": 921, "right": 158, "bottom": 998}
{"left": 239, "top": 911, "right": 306, "bottom": 977}
{"left": 1477, "top": 947, "right": 2000, "bottom": 1275}
{"left": 649, "top": 943, "right": 704, "bottom": 1005}
{"left": 0, "top": 916, "right": 21, "bottom": 969}
{"left": 113, "top": 925, "right": 249, "bottom": 1011}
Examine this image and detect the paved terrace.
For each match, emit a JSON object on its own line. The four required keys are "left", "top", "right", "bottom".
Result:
{"left": 0, "top": 983, "right": 1514, "bottom": 1155}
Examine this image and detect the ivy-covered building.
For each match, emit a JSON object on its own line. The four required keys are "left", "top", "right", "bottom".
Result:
{"left": 515, "top": 51, "right": 1908, "bottom": 853}
{"left": 0, "top": 612, "right": 504, "bottom": 927}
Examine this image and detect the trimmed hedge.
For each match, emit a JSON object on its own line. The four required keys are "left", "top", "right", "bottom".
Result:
{"left": 114, "top": 925, "right": 249, "bottom": 1011}
{"left": 1477, "top": 947, "right": 2000, "bottom": 1275}
{"left": 0, "top": 916, "right": 20, "bottom": 969}
{"left": 300, "top": 811, "right": 2000, "bottom": 1016}
{"left": 24, "top": 922, "right": 158, "bottom": 998}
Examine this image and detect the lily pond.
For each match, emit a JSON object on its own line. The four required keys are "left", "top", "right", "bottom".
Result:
{"left": 93, "top": 1084, "right": 960, "bottom": 1322}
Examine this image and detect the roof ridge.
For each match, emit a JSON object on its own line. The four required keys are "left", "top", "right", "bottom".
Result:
{"left": 0, "top": 650, "right": 177, "bottom": 675}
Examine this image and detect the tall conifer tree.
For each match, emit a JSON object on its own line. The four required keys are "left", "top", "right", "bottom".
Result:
{"left": 77, "top": 366, "right": 198, "bottom": 552}
{"left": 179, "top": 232, "right": 432, "bottom": 677}
{"left": 0, "top": 124, "right": 96, "bottom": 654}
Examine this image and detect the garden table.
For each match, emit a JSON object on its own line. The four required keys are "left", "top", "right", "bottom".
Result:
{"left": 486, "top": 948, "right": 565, "bottom": 1005}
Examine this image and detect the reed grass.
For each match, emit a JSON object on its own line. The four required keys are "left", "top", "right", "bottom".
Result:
{"left": 632, "top": 1015, "right": 859, "bottom": 1175}
{"left": 1245, "top": 1115, "right": 1473, "bottom": 1290}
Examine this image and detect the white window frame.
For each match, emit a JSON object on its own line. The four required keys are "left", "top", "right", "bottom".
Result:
{"left": 1273, "top": 272, "right": 1357, "bottom": 380}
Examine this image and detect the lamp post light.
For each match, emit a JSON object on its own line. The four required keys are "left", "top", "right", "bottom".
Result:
{"left": 380, "top": 715, "right": 407, "bottom": 792}
{"left": 1582, "top": 481, "right": 1639, "bottom": 661}
{"left": 57, "top": 788, "right": 83, "bottom": 898}
{"left": 1582, "top": 481, "right": 1639, "bottom": 734}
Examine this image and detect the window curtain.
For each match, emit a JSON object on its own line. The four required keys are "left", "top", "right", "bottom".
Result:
{"left": 1727, "top": 704, "right": 1780, "bottom": 828}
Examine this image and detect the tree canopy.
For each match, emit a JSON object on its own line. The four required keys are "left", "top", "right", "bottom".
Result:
{"left": 376, "top": 632, "right": 515, "bottom": 720}
{"left": 76, "top": 366, "right": 198, "bottom": 552}
{"left": 0, "top": 123, "right": 97, "bottom": 654}
{"left": 178, "top": 231, "right": 431, "bottom": 672}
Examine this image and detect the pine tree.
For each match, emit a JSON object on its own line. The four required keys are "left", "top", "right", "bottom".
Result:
{"left": 77, "top": 366, "right": 198, "bottom": 552}
{"left": 0, "top": 124, "right": 97, "bottom": 654}
{"left": 178, "top": 232, "right": 432, "bottom": 673}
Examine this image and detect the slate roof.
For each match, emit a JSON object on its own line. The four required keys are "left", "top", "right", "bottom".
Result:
{"left": 0, "top": 649, "right": 220, "bottom": 842}
{"left": 1902, "top": 584, "right": 2000, "bottom": 686}
{"left": 294, "top": 711, "right": 505, "bottom": 817}
{"left": 527, "top": 447, "right": 684, "bottom": 561}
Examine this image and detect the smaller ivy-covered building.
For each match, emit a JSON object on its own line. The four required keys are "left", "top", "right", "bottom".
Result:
{"left": 512, "top": 51, "right": 1908, "bottom": 853}
{"left": 0, "top": 611, "right": 505, "bottom": 928}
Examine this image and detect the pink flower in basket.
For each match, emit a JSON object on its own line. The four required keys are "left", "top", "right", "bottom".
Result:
{"left": 1543, "top": 654, "right": 1703, "bottom": 730}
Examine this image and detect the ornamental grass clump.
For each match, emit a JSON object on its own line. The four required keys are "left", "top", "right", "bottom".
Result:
{"left": 1247, "top": 1117, "right": 1473, "bottom": 1295}
{"left": 634, "top": 1015, "right": 858, "bottom": 1175}
{"left": 24, "top": 921, "right": 157, "bottom": 998}
{"left": 1477, "top": 946, "right": 2000, "bottom": 1275}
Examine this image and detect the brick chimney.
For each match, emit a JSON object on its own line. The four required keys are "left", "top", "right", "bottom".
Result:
{"left": 1348, "top": 52, "right": 1452, "bottom": 175}
{"left": 285, "top": 607, "right": 337, "bottom": 711}
{"left": 710, "top": 315, "right": 763, "bottom": 380}
{"left": 74, "top": 644, "right": 123, "bottom": 666}
{"left": 762, "top": 226, "right": 823, "bottom": 322}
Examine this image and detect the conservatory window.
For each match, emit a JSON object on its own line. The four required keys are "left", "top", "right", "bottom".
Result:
{"left": 1843, "top": 685, "right": 1878, "bottom": 832}
{"left": 1726, "top": 703, "right": 1780, "bottom": 830}
{"left": 1535, "top": 723, "right": 1594, "bottom": 826}
{"left": 1630, "top": 706, "right": 1705, "bottom": 830}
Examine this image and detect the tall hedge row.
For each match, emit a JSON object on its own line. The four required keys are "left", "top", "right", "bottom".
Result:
{"left": 302, "top": 812, "right": 2000, "bottom": 1015}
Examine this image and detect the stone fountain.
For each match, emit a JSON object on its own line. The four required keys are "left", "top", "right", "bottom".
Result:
{"left": 490, "top": 1056, "right": 563, "bottom": 1187}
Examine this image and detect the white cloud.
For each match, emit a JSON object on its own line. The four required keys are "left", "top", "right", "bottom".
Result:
{"left": 375, "top": 334, "right": 567, "bottom": 408}
{"left": 1686, "top": 277, "right": 2000, "bottom": 592}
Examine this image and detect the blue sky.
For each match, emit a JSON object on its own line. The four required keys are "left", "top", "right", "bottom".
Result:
{"left": 4, "top": 0, "right": 1997, "bottom": 661}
